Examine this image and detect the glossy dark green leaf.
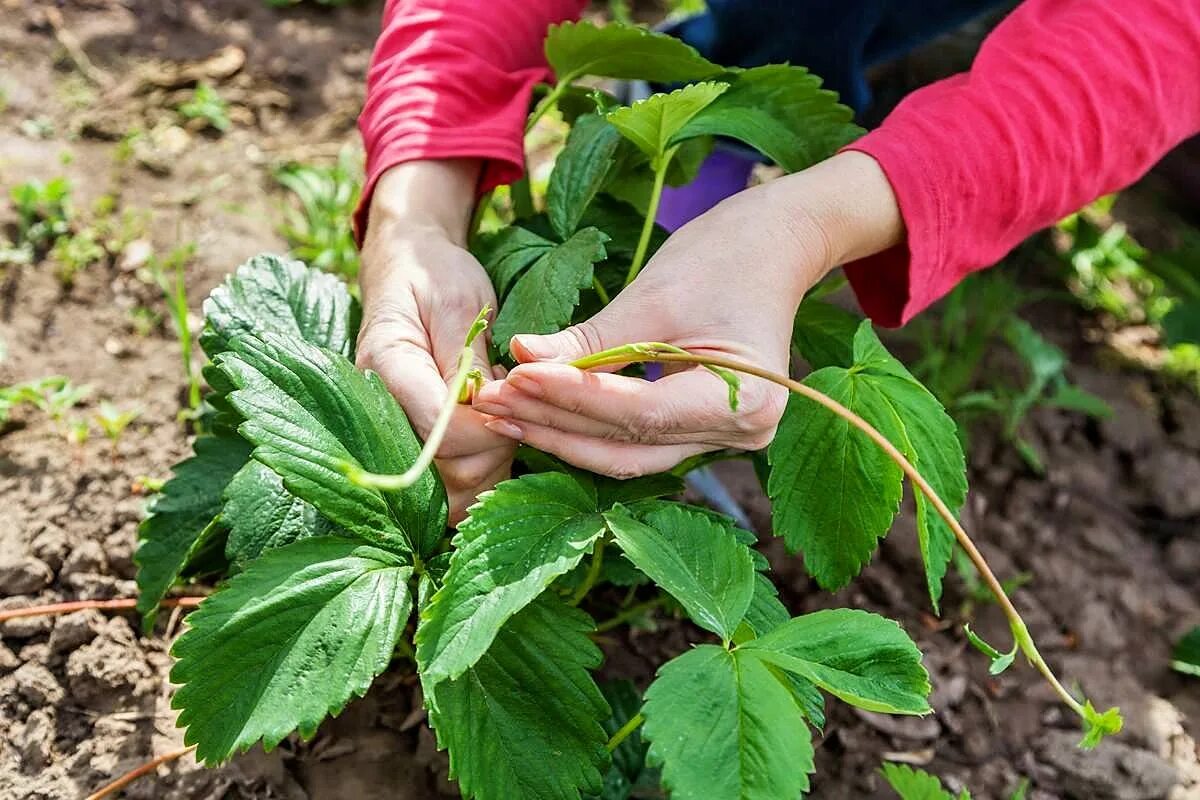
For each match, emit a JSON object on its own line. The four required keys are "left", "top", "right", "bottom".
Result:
{"left": 200, "top": 252, "right": 358, "bottom": 359}
{"left": 641, "top": 645, "right": 814, "bottom": 800}
{"left": 427, "top": 596, "right": 610, "bottom": 800}
{"left": 216, "top": 332, "right": 446, "bottom": 556}
{"left": 134, "top": 433, "right": 252, "bottom": 629}
{"left": 222, "top": 459, "right": 338, "bottom": 564}
{"left": 170, "top": 537, "right": 413, "bottom": 765}
{"left": 493, "top": 227, "right": 608, "bottom": 355}
{"left": 416, "top": 472, "right": 606, "bottom": 688}
{"left": 545, "top": 20, "right": 721, "bottom": 83}
{"left": 548, "top": 113, "right": 623, "bottom": 240}
{"left": 674, "top": 65, "right": 862, "bottom": 172}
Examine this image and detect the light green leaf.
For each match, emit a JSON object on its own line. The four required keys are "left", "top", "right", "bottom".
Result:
{"left": 416, "top": 472, "right": 606, "bottom": 689}
{"left": 545, "top": 20, "right": 721, "bottom": 83}
{"left": 741, "top": 608, "right": 931, "bottom": 714}
{"left": 674, "top": 65, "right": 863, "bottom": 173}
{"left": 605, "top": 503, "right": 754, "bottom": 641}
{"left": 548, "top": 113, "right": 622, "bottom": 240}
{"left": 170, "top": 537, "right": 413, "bottom": 765}
{"left": 642, "top": 645, "right": 814, "bottom": 800}
{"left": 222, "top": 460, "right": 337, "bottom": 564}
{"left": 493, "top": 227, "right": 608, "bottom": 355}
{"left": 215, "top": 332, "right": 446, "bottom": 556}
{"left": 963, "top": 624, "right": 1017, "bottom": 675}
{"left": 427, "top": 596, "right": 610, "bottom": 800}
{"left": 880, "top": 763, "right": 958, "bottom": 800}
{"left": 1172, "top": 627, "right": 1200, "bottom": 677}
{"left": 1080, "top": 701, "right": 1124, "bottom": 749}
{"left": 768, "top": 367, "right": 904, "bottom": 589}
{"left": 606, "top": 83, "right": 728, "bottom": 165}
{"left": 792, "top": 297, "right": 860, "bottom": 369}
{"left": 472, "top": 226, "right": 556, "bottom": 299}
{"left": 134, "top": 432, "right": 252, "bottom": 629}
{"left": 200, "top": 252, "right": 359, "bottom": 359}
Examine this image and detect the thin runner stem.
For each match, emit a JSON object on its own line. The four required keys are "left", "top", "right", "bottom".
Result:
{"left": 85, "top": 746, "right": 195, "bottom": 800}
{"left": 606, "top": 712, "right": 645, "bottom": 753}
{"left": 0, "top": 596, "right": 203, "bottom": 623}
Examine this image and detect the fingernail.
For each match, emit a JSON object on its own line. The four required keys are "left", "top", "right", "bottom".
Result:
{"left": 484, "top": 419, "right": 524, "bottom": 441}
{"left": 511, "top": 335, "right": 554, "bottom": 362}
{"left": 473, "top": 402, "right": 512, "bottom": 417}
{"left": 508, "top": 372, "right": 544, "bottom": 398}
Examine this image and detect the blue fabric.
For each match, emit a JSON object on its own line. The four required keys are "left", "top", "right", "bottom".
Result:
{"left": 665, "top": 0, "right": 1009, "bottom": 113}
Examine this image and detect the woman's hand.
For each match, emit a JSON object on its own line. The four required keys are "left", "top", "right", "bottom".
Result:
{"left": 357, "top": 160, "right": 515, "bottom": 522}
{"left": 471, "top": 151, "right": 903, "bottom": 478}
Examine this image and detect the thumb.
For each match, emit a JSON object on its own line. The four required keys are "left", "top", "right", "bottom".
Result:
{"left": 510, "top": 314, "right": 620, "bottom": 364}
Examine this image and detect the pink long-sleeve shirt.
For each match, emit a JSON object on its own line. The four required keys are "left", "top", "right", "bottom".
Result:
{"left": 357, "top": 0, "right": 1200, "bottom": 326}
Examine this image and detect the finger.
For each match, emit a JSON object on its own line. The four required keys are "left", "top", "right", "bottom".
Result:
{"left": 363, "top": 336, "right": 512, "bottom": 457}
{"left": 482, "top": 417, "right": 711, "bottom": 479}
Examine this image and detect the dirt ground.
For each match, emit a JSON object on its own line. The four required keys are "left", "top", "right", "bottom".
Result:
{"left": 0, "top": 2, "right": 1197, "bottom": 799}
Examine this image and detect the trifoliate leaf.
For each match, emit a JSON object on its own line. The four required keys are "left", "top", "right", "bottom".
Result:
{"left": 222, "top": 459, "right": 337, "bottom": 564}
{"left": 134, "top": 432, "right": 252, "bottom": 629}
{"left": 792, "top": 297, "right": 860, "bottom": 369}
{"left": 768, "top": 367, "right": 904, "bottom": 589}
{"left": 1172, "top": 626, "right": 1200, "bottom": 677}
{"left": 416, "top": 472, "right": 606, "bottom": 689}
{"left": 472, "top": 225, "right": 555, "bottom": 300}
{"left": 674, "top": 65, "right": 862, "bottom": 173}
{"left": 170, "top": 537, "right": 413, "bottom": 765}
{"left": 741, "top": 608, "right": 931, "bottom": 715}
{"left": 605, "top": 503, "right": 754, "bottom": 642}
{"left": 493, "top": 227, "right": 608, "bottom": 355}
{"left": 879, "top": 762, "right": 959, "bottom": 800}
{"left": 427, "top": 596, "right": 610, "bottom": 800}
{"left": 200, "top": 252, "right": 359, "bottom": 359}
{"left": 216, "top": 332, "right": 446, "bottom": 556}
{"left": 545, "top": 20, "right": 721, "bottom": 83}
{"left": 606, "top": 83, "right": 728, "bottom": 166}
{"left": 642, "top": 645, "right": 814, "bottom": 800}
{"left": 548, "top": 113, "right": 623, "bottom": 240}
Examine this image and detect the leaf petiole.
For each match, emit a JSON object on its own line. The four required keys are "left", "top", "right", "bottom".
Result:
{"left": 625, "top": 145, "right": 677, "bottom": 287}
{"left": 605, "top": 711, "right": 645, "bottom": 753}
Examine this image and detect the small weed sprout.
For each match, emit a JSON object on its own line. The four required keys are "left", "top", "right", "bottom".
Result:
{"left": 177, "top": 83, "right": 232, "bottom": 133}
{"left": 274, "top": 147, "right": 362, "bottom": 279}
{"left": 95, "top": 401, "right": 140, "bottom": 445}
{"left": 149, "top": 244, "right": 202, "bottom": 415}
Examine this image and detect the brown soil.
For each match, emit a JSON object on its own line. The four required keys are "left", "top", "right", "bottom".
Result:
{"left": 0, "top": 2, "right": 1197, "bottom": 799}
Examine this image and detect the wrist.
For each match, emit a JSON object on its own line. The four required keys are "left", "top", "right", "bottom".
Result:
{"left": 366, "top": 159, "right": 482, "bottom": 248}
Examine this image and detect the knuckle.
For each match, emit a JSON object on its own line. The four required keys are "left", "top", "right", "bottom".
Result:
{"left": 602, "top": 460, "right": 649, "bottom": 481}
{"left": 564, "top": 320, "right": 607, "bottom": 357}
{"left": 626, "top": 404, "right": 673, "bottom": 443}
{"left": 731, "top": 384, "right": 787, "bottom": 447}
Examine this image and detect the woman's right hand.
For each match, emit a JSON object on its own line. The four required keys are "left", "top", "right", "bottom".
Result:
{"left": 355, "top": 160, "right": 516, "bottom": 524}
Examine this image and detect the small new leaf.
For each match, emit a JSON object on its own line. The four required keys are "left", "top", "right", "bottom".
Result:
{"left": 170, "top": 537, "right": 413, "bottom": 765}
{"left": 606, "top": 83, "right": 728, "bottom": 166}
{"left": 1080, "top": 701, "right": 1124, "bottom": 749}
{"left": 963, "top": 624, "right": 1017, "bottom": 675}
{"left": 641, "top": 645, "right": 814, "bottom": 800}
{"left": 416, "top": 472, "right": 607, "bottom": 689}
{"left": 493, "top": 227, "right": 608, "bottom": 355}
{"left": 545, "top": 20, "right": 721, "bottom": 83}
{"left": 741, "top": 608, "right": 931, "bottom": 715}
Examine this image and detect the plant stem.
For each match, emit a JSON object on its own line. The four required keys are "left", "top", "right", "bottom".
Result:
{"left": 570, "top": 344, "right": 1101, "bottom": 726}
{"left": 625, "top": 148, "right": 675, "bottom": 287}
{"left": 595, "top": 597, "right": 662, "bottom": 633}
{"left": 525, "top": 79, "right": 571, "bottom": 134}
{"left": 0, "top": 596, "right": 203, "bottom": 623}
{"left": 606, "top": 712, "right": 645, "bottom": 752}
{"left": 592, "top": 276, "right": 611, "bottom": 305}
{"left": 571, "top": 534, "right": 609, "bottom": 606}
{"left": 84, "top": 746, "right": 195, "bottom": 800}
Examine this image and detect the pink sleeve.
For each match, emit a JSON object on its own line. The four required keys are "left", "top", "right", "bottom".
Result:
{"left": 844, "top": 0, "right": 1200, "bottom": 327}
{"left": 355, "top": 0, "right": 586, "bottom": 241}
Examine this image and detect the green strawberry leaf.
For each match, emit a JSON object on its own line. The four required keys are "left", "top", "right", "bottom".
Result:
{"left": 545, "top": 20, "right": 721, "bottom": 83}
{"left": 606, "top": 83, "right": 729, "bottom": 166}
{"left": 170, "top": 537, "right": 413, "bottom": 765}
{"left": 579, "top": 194, "right": 669, "bottom": 262}
{"left": 768, "top": 367, "right": 904, "bottom": 589}
{"left": 472, "top": 225, "right": 556, "bottom": 300}
{"left": 134, "top": 432, "right": 252, "bottom": 629}
{"left": 215, "top": 332, "right": 446, "bottom": 556}
{"left": 1080, "top": 701, "right": 1124, "bottom": 749}
{"left": 222, "top": 459, "right": 338, "bottom": 565}
{"left": 792, "top": 297, "right": 861, "bottom": 369}
{"left": 200, "top": 252, "right": 359, "bottom": 360}
{"left": 741, "top": 608, "right": 931, "bottom": 715}
{"left": 880, "top": 763, "right": 960, "bottom": 800}
{"left": 1172, "top": 626, "right": 1200, "bottom": 677}
{"left": 605, "top": 503, "right": 754, "bottom": 642}
{"left": 674, "top": 65, "right": 862, "bottom": 172}
{"left": 548, "top": 113, "right": 623, "bottom": 240}
{"left": 739, "top": 572, "right": 791, "bottom": 640}
{"left": 642, "top": 645, "right": 814, "bottom": 800}
{"left": 416, "top": 472, "right": 607, "bottom": 689}
{"left": 963, "top": 624, "right": 1017, "bottom": 676}
{"left": 493, "top": 227, "right": 608, "bottom": 355}
{"left": 427, "top": 595, "right": 610, "bottom": 800}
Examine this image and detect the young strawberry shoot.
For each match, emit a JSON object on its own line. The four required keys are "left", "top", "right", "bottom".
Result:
{"left": 132, "top": 20, "right": 1121, "bottom": 800}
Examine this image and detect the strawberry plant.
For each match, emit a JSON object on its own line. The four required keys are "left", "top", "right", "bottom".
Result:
{"left": 136, "top": 21, "right": 1121, "bottom": 799}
